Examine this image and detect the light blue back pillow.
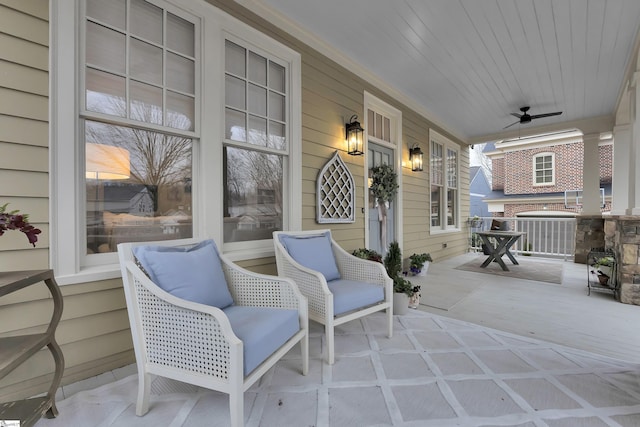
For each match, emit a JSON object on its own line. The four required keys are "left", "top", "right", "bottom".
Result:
{"left": 280, "top": 232, "right": 341, "bottom": 281}
{"left": 133, "top": 240, "right": 234, "bottom": 309}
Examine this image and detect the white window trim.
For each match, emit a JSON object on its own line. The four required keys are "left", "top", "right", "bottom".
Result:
{"left": 50, "top": 0, "right": 301, "bottom": 284}
{"left": 532, "top": 152, "right": 555, "bottom": 186}
{"left": 429, "top": 129, "right": 460, "bottom": 235}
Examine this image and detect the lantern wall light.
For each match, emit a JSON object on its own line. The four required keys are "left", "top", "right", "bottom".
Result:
{"left": 409, "top": 143, "right": 424, "bottom": 172}
{"left": 346, "top": 114, "right": 364, "bottom": 155}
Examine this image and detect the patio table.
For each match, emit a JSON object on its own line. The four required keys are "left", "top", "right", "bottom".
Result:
{"left": 476, "top": 231, "right": 526, "bottom": 271}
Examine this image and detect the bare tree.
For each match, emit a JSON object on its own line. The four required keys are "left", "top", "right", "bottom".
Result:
{"left": 470, "top": 143, "right": 492, "bottom": 185}
{"left": 85, "top": 99, "right": 192, "bottom": 213}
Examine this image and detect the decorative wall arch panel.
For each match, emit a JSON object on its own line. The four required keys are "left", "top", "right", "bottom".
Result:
{"left": 316, "top": 151, "right": 355, "bottom": 223}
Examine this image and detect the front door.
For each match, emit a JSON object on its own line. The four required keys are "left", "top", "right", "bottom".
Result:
{"left": 368, "top": 143, "right": 395, "bottom": 255}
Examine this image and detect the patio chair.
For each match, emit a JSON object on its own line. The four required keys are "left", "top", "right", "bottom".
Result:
{"left": 117, "top": 238, "right": 308, "bottom": 427}
{"left": 273, "top": 230, "right": 393, "bottom": 364}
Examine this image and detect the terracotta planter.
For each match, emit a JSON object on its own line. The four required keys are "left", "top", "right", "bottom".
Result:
{"left": 393, "top": 292, "right": 409, "bottom": 315}
{"left": 596, "top": 265, "right": 612, "bottom": 278}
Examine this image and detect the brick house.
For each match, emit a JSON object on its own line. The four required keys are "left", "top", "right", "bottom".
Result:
{"left": 483, "top": 130, "right": 612, "bottom": 217}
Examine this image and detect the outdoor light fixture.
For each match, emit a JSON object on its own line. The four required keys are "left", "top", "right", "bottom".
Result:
{"left": 346, "top": 114, "right": 364, "bottom": 155}
{"left": 409, "top": 144, "right": 424, "bottom": 171}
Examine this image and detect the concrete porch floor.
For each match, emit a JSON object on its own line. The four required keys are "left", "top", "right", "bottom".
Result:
{"left": 416, "top": 252, "right": 640, "bottom": 364}
{"left": 48, "top": 252, "right": 640, "bottom": 404}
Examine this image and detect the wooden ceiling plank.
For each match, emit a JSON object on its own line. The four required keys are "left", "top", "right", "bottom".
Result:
{"left": 550, "top": 0, "right": 574, "bottom": 121}
{"left": 569, "top": 0, "right": 588, "bottom": 115}
{"left": 518, "top": 1, "right": 554, "bottom": 109}
{"left": 584, "top": 0, "right": 607, "bottom": 117}
{"left": 534, "top": 0, "right": 565, "bottom": 114}
{"left": 496, "top": 1, "right": 543, "bottom": 111}
{"left": 460, "top": 1, "right": 517, "bottom": 112}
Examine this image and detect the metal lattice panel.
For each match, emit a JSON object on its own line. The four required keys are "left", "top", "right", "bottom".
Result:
{"left": 316, "top": 151, "right": 355, "bottom": 223}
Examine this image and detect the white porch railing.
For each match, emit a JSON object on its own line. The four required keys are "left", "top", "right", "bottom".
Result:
{"left": 468, "top": 217, "right": 577, "bottom": 260}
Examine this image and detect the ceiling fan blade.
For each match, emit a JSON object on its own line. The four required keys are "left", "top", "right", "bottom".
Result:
{"left": 510, "top": 113, "right": 523, "bottom": 119}
{"left": 503, "top": 120, "right": 520, "bottom": 129}
{"left": 530, "top": 111, "right": 562, "bottom": 119}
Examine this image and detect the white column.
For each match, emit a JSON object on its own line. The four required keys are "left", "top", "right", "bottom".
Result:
{"left": 612, "top": 124, "right": 631, "bottom": 214}
{"left": 581, "top": 133, "right": 601, "bottom": 215}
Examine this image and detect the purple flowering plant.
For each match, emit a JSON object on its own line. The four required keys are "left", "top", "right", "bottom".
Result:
{"left": 0, "top": 203, "right": 42, "bottom": 247}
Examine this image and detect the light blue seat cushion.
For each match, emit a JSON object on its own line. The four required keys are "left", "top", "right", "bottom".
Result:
{"left": 327, "top": 279, "right": 385, "bottom": 315}
{"left": 133, "top": 240, "right": 234, "bottom": 309}
{"left": 279, "top": 232, "right": 341, "bottom": 281}
{"left": 223, "top": 305, "right": 300, "bottom": 376}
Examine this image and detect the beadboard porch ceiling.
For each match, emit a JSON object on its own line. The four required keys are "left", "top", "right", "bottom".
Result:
{"left": 236, "top": 0, "right": 640, "bottom": 143}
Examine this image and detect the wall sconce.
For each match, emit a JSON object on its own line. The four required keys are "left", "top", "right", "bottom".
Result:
{"left": 409, "top": 144, "right": 424, "bottom": 172}
{"left": 346, "top": 114, "right": 364, "bottom": 155}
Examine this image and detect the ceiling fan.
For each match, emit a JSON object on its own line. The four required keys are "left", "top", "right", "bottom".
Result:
{"left": 503, "top": 106, "right": 562, "bottom": 129}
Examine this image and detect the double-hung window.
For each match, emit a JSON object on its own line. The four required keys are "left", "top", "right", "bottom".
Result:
{"left": 430, "top": 130, "right": 459, "bottom": 232}
{"left": 223, "top": 38, "right": 289, "bottom": 247}
{"left": 82, "top": 0, "right": 196, "bottom": 260}
{"left": 533, "top": 153, "right": 555, "bottom": 185}
{"left": 52, "top": 0, "right": 301, "bottom": 283}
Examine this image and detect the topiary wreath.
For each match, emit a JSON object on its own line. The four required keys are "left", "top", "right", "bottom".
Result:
{"left": 370, "top": 164, "right": 398, "bottom": 205}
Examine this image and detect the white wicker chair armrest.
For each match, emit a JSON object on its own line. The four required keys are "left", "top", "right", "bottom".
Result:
{"left": 332, "top": 243, "right": 391, "bottom": 287}
{"left": 219, "top": 255, "right": 306, "bottom": 311}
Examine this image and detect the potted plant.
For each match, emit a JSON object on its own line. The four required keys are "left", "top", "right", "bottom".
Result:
{"left": 409, "top": 252, "right": 432, "bottom": 276}
{"left": 352, "top": 248, "right": 383, "bottom": 263}
{"left": 592, "top": 256, "right": 615, "bottom": 286}
{"left": 384, "top": 241, "right": 419, "bottom": 314}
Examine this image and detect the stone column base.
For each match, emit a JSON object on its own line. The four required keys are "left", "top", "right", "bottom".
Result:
{"left": 619, "top": 283, "right": 640, "bottom": 305}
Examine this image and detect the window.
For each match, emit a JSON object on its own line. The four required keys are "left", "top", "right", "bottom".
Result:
{"left": 446, "top": 148, "right": 458, "bottom": 226}
{"left": 223, "top": 39, "right": 288, "bottom": 245}
{"left": 367, "top": 108, "right": 391, "bottom": 142}
{"left": 533, "top": 153, "right": 555, "bottom": 185}
{"left": 430, "top": 140, "right": 443, "bottom": 227}
{"left": 430, "top": 130, "right": 459, "bottom": 232}
{"left": 52, "top": 0, "right": 301, "bottom": 283}
{"left": 82, "top": 0, "right": 195, "bottom": 258}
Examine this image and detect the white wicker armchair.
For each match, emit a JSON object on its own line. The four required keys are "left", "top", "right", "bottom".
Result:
{"left": 273, "top": 230, "right": 392, "bottom": 364}
{"left": 118, "top": 238, "right": 308, "bottom": 427}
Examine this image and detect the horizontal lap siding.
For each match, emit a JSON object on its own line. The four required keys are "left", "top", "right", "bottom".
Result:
{"left": 0, "top": 0, "right": 135, "bottom": 401}
{"left": 400, "top": 111, "right": 471, "bottom": 261}
{"left": 0, "top": 0, "right": 50, "bottom": 270}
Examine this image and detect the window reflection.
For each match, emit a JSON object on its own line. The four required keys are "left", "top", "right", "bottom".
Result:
{"left": 85, "top": 120, "right": 192, "bottom": 254}
{"left": 223, "top": 146, "right": 283, "bottom": 243}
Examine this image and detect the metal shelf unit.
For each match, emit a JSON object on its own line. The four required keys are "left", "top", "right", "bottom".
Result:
{"left": 0, "top": 270, "right": 65, "bottom": 426}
